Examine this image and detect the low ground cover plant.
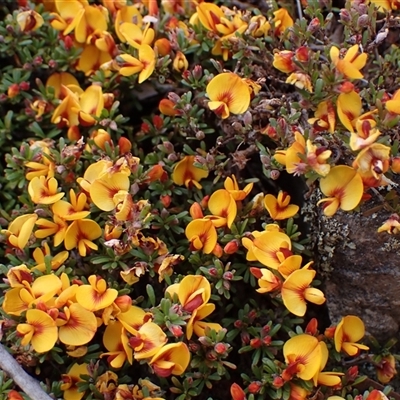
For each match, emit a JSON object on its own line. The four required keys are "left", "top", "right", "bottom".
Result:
{"left": 0, "top": 0, "right": 399, "bottom": 399}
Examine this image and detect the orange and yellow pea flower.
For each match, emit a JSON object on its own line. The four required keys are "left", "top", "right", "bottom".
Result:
{"left": 35, "top": 214, "right": 69, "bottom": 247}
{"left": 64, "top": 219, "right": 102, "bottom": 257}
{"left": 337, "top": 87, "right": 362, "bottom": 132}
{"left": 2, "top": 213, "right": 38, "bottom": 250}
{"left": 117, "top": 45, "right": 156, "bottom": 84}
{"left": 46, "top": 72, "right": 79, "bottom": 99}
{"left": 16, "top": 10, "right": 44, "bottom": 32}
{"left": 377, "top": 214, "right": 400, "bottom": 234}
{"left": 313, "top": 341, "right": 343, "bottom": 387}
{"left": 17, "top": 309, "right": 58, "bottom": 353}
{"left": 75, "top": 275, "right": 118, "bottom": 312}
{"left": 172, "top": 155, "right": 208, "bottom": 189}
{"left": 282, "top": 334, "right": 322, "bottom": 382}
{"left": 350, "top": 119, "right": 381, "bottom": 151}
{"left": 57, "top": 303, "right": 97, "bottom": 346}
{"left": 6, "top": 264, "right": 32, "bottom": 288}
{"left": 330, "top": 44, "right": 367, "bottom": 80}
{"left": 149, "top": 342, "right": 191, "bottom": 377}
{"left": 376, "top": 354, "right": 397, "bottom": 384}
{"left": 334, "top": 315, "right": 369, "bottom": 356}
{"left": 52, "top": 189, "right": 90, "bottom": 221}
{"left": 353, "top": 143, "right": 391, "bottom": 187}
{"left": 28, "top": 176, "right": 65, "bottom": 205}
{"left": 185, "top": 218, "right": 217, "bottom": 254}
{"left": 61, "top": 363, "right": 89, "bottom": 400}
{"left": 308, "top": 100, "right": 336, "bottom": 134}
{"left": 318, "top": 165, "right": 364, "bottom": 217}
{"left": 242, "top": 230, "right": 292, "bottom": 269}
{"left": 264, "top": 191, "right": 299, "bottom": 220}
{"left": 129, "top": 321, "right": 167, "bottom": 360}
{"left": 32, "top": 242, "right": 68, "bottom": 272}
{"left": 206, "top": 72, "right": 251, "bottom": 119}
{"left": 224, "top": 175, "right": 253, "bottom": 200}
{"left": 3, "top": 274, "right": 62, "bottom": 316}
{"left": 206, "top": 189, "right": 237, "bottom": 228}
{"left": 281, "top": 268, "right": 326, "bottom": 317}
{"left": 272, "top": 8, "right": 294, "bottom": 36}
{"left": 186, "top": 303, "right": 222, "bottom": 339}
{"left": 102, "top": 321, "right": 132, "bottom": 368}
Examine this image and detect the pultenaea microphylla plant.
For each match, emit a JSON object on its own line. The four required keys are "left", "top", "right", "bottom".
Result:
{"left": 0, "top": 0, "right": 399, "bottom": 400}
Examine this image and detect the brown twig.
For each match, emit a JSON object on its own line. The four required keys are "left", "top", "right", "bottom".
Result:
{"left": 0, "top": 344, "right": 53, "bottom": 400}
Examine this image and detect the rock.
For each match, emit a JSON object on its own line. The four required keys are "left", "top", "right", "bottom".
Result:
{"left": 307, "top": 192, "right": 400, "bottom": 342}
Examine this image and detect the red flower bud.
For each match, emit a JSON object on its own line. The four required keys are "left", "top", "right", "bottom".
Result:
{"left": 214, "top": 342, "right": 228, "bottom": 354}
{"left": 160, "top": 195, "right": 171, "bottom": 208}
{"left": 250, "top": 267, "right": 262, "bottom": 279}
{"left": 324, "top": 326, "right": 336, "bottom": 339}
{"left": 169, "top": 324, "right": 184, "bottom": 337}
{"left": 230, "top": 383, "right": 246, "bottom": 400}
{"left": 152, "top": 115, "right": 163, "bottom": 130}
{"left": 250, "top": 338, "right": 262, "bottom": 349}
{"left": 272, "top": 376, "right": 284, "bottom": 388}
{"left": 118, "top": 137, "right": 132, "bottom": 154}
{"left": 234, "top": 320, "right": 243, "bottom": 329}
{"left": 224, "top": 240, "right": 239, "bottom": 255}
{"left": 347, "top": 365, "right": 359, "bottom": 380}
{"left": 263, "top": 336, "right": 272, "bottom": 346}
{"left": 248, "top": 381, "right": 262, "bottom": 394}
{"left": 7, "top": 83, "right": 19, "bottom": 99}
{"left": 305, "top": 318, "right": 318, "bottom": 335}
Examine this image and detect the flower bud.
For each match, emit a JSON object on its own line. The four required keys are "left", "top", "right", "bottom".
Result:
{"left": 224, "top": 240, "right": 239, "bottom": 255}
{"left": 118, "top": 137, "right": 132, "bottom": 154}
{"left": 263, "top": 335, "right": 272, "bottom": 346}
{"left": 214, "top": 342, "right": 228, "bottom": 355}
{"left": 248, "top": 381, "right": 262, "bottom": 394}
{"left": 307, "top": 17, "right": 320, "bottom": 33}
{"left": 324, "top": 326, "right": 336, "bottom": 339}
{"left": 154, "top": 38, "right": 171, "bottom": 56}
{"left": 19, "top": 81, "right": 30, "bottom": 91}
{"left": 189, "top": 202, "right": 204, "bottom": 219}
{"left": 272, "top": 376, "right": 284, "bottom": 388}
{"left": 234, "top": 320, "right": 243, "bottom": 329}
{"left": 230, "top": 383, "right": 246, "bottom": 400}
{"left": 223, "top": 271, "right": 234, "bottom": 280}
{"left": 159, "top": 98, "right": 180, "bottom": 116}
{"left": 114, "top": 295, "right": 132, "bottom": 312}
{"left": 212, "top": 243, "right": 223, "bottom": 258}
{"left": 169, "top": 324, "right": 184, "bottom": 337}
{"left": 193, "top": 65, "right": 203, "bottom": 80}
{"left": 391, "top": 157, "right": 400, "bottom": 173}
{"left": 250, "top": 338, "right": 262, "bottom": 348}
{"left": 7, "top": 83, "right": 19, "bottom": 99}
{"left": 160, "top": 195, "right": 171, "bottom": 208}
{"left": 305, "top": 317, "right": 318, "bottom": 335}
{"left": 339, "top": 9, "right": 351, "bottom": 23}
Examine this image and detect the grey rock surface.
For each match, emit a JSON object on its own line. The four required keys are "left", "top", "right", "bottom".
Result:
{"left": 308, "top": 194, "right": 400, "bottom": 341}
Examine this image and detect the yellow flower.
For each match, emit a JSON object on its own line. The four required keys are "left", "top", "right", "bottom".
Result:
{"left": 102, "top": 321, "right": 132, "bottom": 368}
{"left": 32, "top": 242, "right": 68, "bottom": 272}
{"left": 281, "top": 269, "right": 326, "bottom": 316}
{"left": 377, "top": 214, "right": 400, "bottom": 234}
{"left": 3, "top": 274, "right": 62, "bottom": 316}
{"left": 115, "top": 5, "right": 143, "bottom": 42}
{"left": 64, "top": 219, "right": 102, "bottom": 257}
{"left": 376, "top": 354, "right": 397, "bottom": 384}
{"left": 173, "top": 51, "right": 189, "bottom": 73}
{"left": 337, "top": 89, "right": 362, "bottom": 132}
{"left": 251, "top": 268, "right": 282, "bottom": 294}
{"left": 76, "top": 275, "right": 118, "bottom": 312}
{"left": 129, "top": 321, "right": 167, "bottom": 360}
{"left": 57, "top": 303, "right": 97, "bottom": 346}
{"left": 264, "top": 191, "right": 299, "bottom": 220}
{"left": 242, "top": 230, "right": 292, "bottom": 269}
{"left": 61, "top": 363, "right": 88, "bottom": 400}
{"left": 89, "top": 172, "right": 130, "bottom": 211}
{"left": 17, "top": 10, "right": 44, "bottom": 32}
{"left": 17, "top": 309, "right": 58, "bottom": 353}
{"left": 385, "top": 88, "right": 400, "bottom": 114}
{"left": 224, "top": 175, "right": 253, "bottom": 201}
{"left": 149, "top": 342, "right": 191, "bottom": 377}
{"left": 313, "top": 341, "right": 343, "bottom": 387}
{"left": 119, "top": 22, "right": 155, "bottom": 49}
{"left": 282, "top": 334, "right": 322, "bottom": 381}
{"left": 77, "top": 44, "right": 113, "bottom": 76}
{"left": 306, "top": 140, "right": 331, "bottom": 176}
{"left": 51, "top": 86, "right": 81, "bottom": 128}
{"left": 186, "top": 303, "right": 222, "bottom": 339}
{"left": 308, "top": 100, "right": 336, "bottom": 134}
{"left": 117, "top": 45, "right": 156, "bottom": 83}
{"left": 285, "top": 131, "right": 306, "bottom": 175}
{"left": 353, "top": 143, "right": 391, "bottom": 187}
{"left": 206, "top": 189, "right": 237, "bottom": 228}
{"left": 172, "top": 155, "right": 208, "bottom": 189}
{"left": 330, "top": 44, "right": 367, "bottom": 80}
{"left": 196, "top": 2, "right": 224, "bottom": 32}
{"left": 28, "top": 176, "right": 65, "bottom": 204}
{"left": 52, "top": 189, "right": 90, "bottom": 221}
{"left": 286, "top": 72, "right": 313, "bottom": 92}
{"left": 272, "top": 8, "right": 294, "bottom": 36}
{"left": 206, "top": 72, "right": 251, "bottom": 119}
{"left": 52, "top": 1, "right": 108, "bottom": 44}
{"left": 273, "top": 50, "right": 296, "bottom": 74}
{"left": 46, "top": 72, "right": 79, "bottom": 99}
{"left": 350, "top": 119, "right": 381, "bottom": 151}
{"left": 185, "top": 218, "right": 217, "bottom": 254}
{"left": 2, "top": 213, "right": 38, "bottom": 250}
{"left": 317, "top": 165, "right": 364, "bottom": 217}
{"left": 35, "top": 215, "right": 69, "bottom": 247}
{"left": 334, "top": 315, "right": 369, "bottom": 356}
{"left": 74, "top": 84, "right": 105, "bottom": 126}
{"left": 6, "top": 264, "right": 32, "bottom": 288}
{"left": 173, "top": 275, "right": 211, "bottom": 313}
